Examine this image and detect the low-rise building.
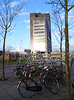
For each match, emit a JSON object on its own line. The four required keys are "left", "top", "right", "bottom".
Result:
{"left": 51, "top": 51, "right": 65, "bottom": 60}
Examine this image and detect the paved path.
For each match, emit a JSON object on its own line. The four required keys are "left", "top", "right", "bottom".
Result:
{"left": 0, "top": 78, "right": 74, "bottom": 100}
{"left": 0, "top": 65, "right": 16, "bottom": 79}
{"left": 0, "top": 64, "right": 74, "bottom": 100}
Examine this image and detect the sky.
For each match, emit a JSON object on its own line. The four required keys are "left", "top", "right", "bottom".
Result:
{"left": 0, "top": 0, "right": 74, "bottom": 53}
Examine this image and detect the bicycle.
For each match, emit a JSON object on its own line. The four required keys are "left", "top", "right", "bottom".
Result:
{"left": 12, "top": 54, "right": 46, "bottom": 79}
{"left": 17, "top": 66, "right": 60, "bottom": 98}
{"left": 49, "top": 66, "right": 66, "bottom": 85}
{"left": 45, "top": 57, "right": 66, "bottom": 85}
{"left": 12, "top": 58, "right": 32, "bottom": 79}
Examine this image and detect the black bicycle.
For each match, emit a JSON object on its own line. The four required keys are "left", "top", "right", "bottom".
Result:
{"left": 17, "top": 66, "right": 59, "bottom": 98}
{"left": 12, "top": 58, "right": 32, "bottom": 79}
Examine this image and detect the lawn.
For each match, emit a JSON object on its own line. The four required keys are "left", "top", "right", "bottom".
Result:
{"left": 0, "top": 60, "right": 17, "bottom": 65}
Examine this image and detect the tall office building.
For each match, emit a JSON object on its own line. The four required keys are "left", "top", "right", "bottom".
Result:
{"left": 30, "top": 13, "right": 52, "bottom": 54}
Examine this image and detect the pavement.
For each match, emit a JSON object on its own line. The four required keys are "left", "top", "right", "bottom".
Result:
{"left": 0, "top": 63, "right": 74, "bottom": 100}
{"left": 0, "top": 78, "right": 74, "bottom": 100}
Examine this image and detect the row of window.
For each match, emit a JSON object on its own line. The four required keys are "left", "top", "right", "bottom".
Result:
{"left": 34, "top": 34, "right": 45, "bottom": 37}
{"left": 34, "top": 28, "right": 45, "bottom": 30}
{"left": 34, "top": 31, "right": 45, "bottom": 34}
{"left": 33, "top": 19, "right": 44, "bottom": 24}
{"left": 33, "top": 25, "right": 45, "bottom": 27}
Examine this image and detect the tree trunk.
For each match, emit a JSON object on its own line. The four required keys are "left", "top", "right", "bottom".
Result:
{"left": 65, "top": 0, "right": 71, "bottom": 99}
{"left": 2, "top": 39, "right": 5, "bottom": 80}
{"left": 60, "top": 31, "right": 63, "bottom": 71}
{"left": 2, "top": 28, "right": 7, "bottom": 81}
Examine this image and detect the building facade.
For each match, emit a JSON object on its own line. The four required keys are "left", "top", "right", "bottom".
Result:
{"left": 51, "top": 51, "right": 65, "bottom": 60}
{"left": 30, "top": 13, "right": 52, "bottom": 54}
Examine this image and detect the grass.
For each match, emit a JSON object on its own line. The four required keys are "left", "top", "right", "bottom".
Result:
{"left": 0, "top": 60, "right": 17, "bottom": 65}
{"left": 0, "top": 60, "right": 73, "bottom": 66}
{"left": 0, "top": 60, "right": 31, "bottom": 65}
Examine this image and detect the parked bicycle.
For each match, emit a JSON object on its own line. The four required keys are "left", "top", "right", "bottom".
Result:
{"left": 12, "top": 55, "right": 46, "bottom": 79}
{"left": 12, "top": 58, "right": 30, "bottom": 79}
{"left": 70, "top": 57, "right": 74, "bottom": 88}
{"left": 17, "top": 66, "right": 60, "bottom": 98}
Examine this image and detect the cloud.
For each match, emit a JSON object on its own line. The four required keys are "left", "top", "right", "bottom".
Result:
{"left": 5, "top": 45, "right": 14, "bottom": 51}
{"left": 24, "top": 19, "right": 30, "bottom": 23}
{"left": 18, "top": 12, "right": 29, "bottom": 15}
{"left": 5, "top": 45, "right": 30, "bottom": 53}
{"left": 1, "top": 1, "right": 19, "bottom": 9}
{"left": 8, "top": 36, "right": 15, "bottom": 39}
{"left": 45, "top": 11, "right": 49, "bottom": 13}
{"left": 23, "top": 12, "right": 29, "bottom": 15}
{"left": 10, "top": 1, "right": 19, "bottom": 7}
{"left": 6, "top": 45, "right": 20, "bottom": 52}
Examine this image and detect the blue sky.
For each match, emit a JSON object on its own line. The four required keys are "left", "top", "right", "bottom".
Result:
{"left": 0, "top": 0, "right": 74, "bottom": 53}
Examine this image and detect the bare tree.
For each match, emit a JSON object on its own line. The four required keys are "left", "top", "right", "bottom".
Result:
{"left": 52, "top": 11, "right": 74, "bottom": 70}
{"left": 0, "top": 0, "right": 25, "bottom": 80}
{"left": 46, "top": 0, "right": 74, "bottom": 99}
{"left": 52, "top": 12, "right": 65, "bottom": 70}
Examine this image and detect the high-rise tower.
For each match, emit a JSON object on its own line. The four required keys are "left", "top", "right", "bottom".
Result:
{"left": 30, "top": 13, "right": 52, "bottom": 54}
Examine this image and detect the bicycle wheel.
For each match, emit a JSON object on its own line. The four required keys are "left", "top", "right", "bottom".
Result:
{"left": 12, "top": 69, "right": 21, "bottom": 79}
{"left": 44, "top": 76, "right": 59, "bottom": 95}
{"left": 17, "top": 78, "right": 36, "bottom": 98}
{"left": 31, "top": 70, "right": 42, "bottom": 84}
{"left": 60, "top": 72, "right": 66, "bottom": 85}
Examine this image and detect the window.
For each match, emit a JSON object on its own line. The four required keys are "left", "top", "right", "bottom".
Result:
{"left": 34, "top": 28, "right": 44, "bottom": 30}
{"left": 34, "top": 31, "right": 45, "bottom": 34}
{"left": 34, "top": 25, "right": 44, "bottom": 27}
{"left": 34, "top": 19, "right": 44, "bottom": 24}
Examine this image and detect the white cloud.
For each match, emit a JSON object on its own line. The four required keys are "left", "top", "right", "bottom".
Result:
{"left": 6, "top": 45, "right": 21, "bottom": 52}
{"left": 18, "top": 12, "right": 29, "bottom": 15}
{"left": 8, "top": 36, "right": 15, "bottom": 39}
{"left": 10, "top": 1, "right": 19, "bottom": 7}
{"left": 1, "top": 1, "right": 19, "bottom": 9}
{"left": 45, "top": 11, "right": 49, "bottom": 13}
{"left": 24, "top": 19, "right": 30, "bottom": 23}
{"left": 36, "top": 9, "right": 40, "bottom": 12}
{"left": 5, "top": 45, "right": 30, "bottom": 53}
{"left": 23, "top": 12, "right": 29, "bottom": 15}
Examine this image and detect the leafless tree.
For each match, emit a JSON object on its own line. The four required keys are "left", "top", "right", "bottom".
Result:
{"left": 52, "top": 11, "right": 74, "bottom": 70}
{"left": 0, "top": 0, "right": 25, "bottom": 80}
{"left": 52, "top": 12, "right": 65, "bottom": 70}
{"left": 46, "top": 0, "right": 74, "bottom": 99}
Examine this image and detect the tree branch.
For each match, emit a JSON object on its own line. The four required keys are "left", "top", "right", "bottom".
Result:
{"left": 0, "top": 13, "right": 6, "bottom": 27}
{"left": 68, "top": 5, "right": 74, "bottom": 12}
{"left": 58, "top": 0, "right": 65, "bottom": 9}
